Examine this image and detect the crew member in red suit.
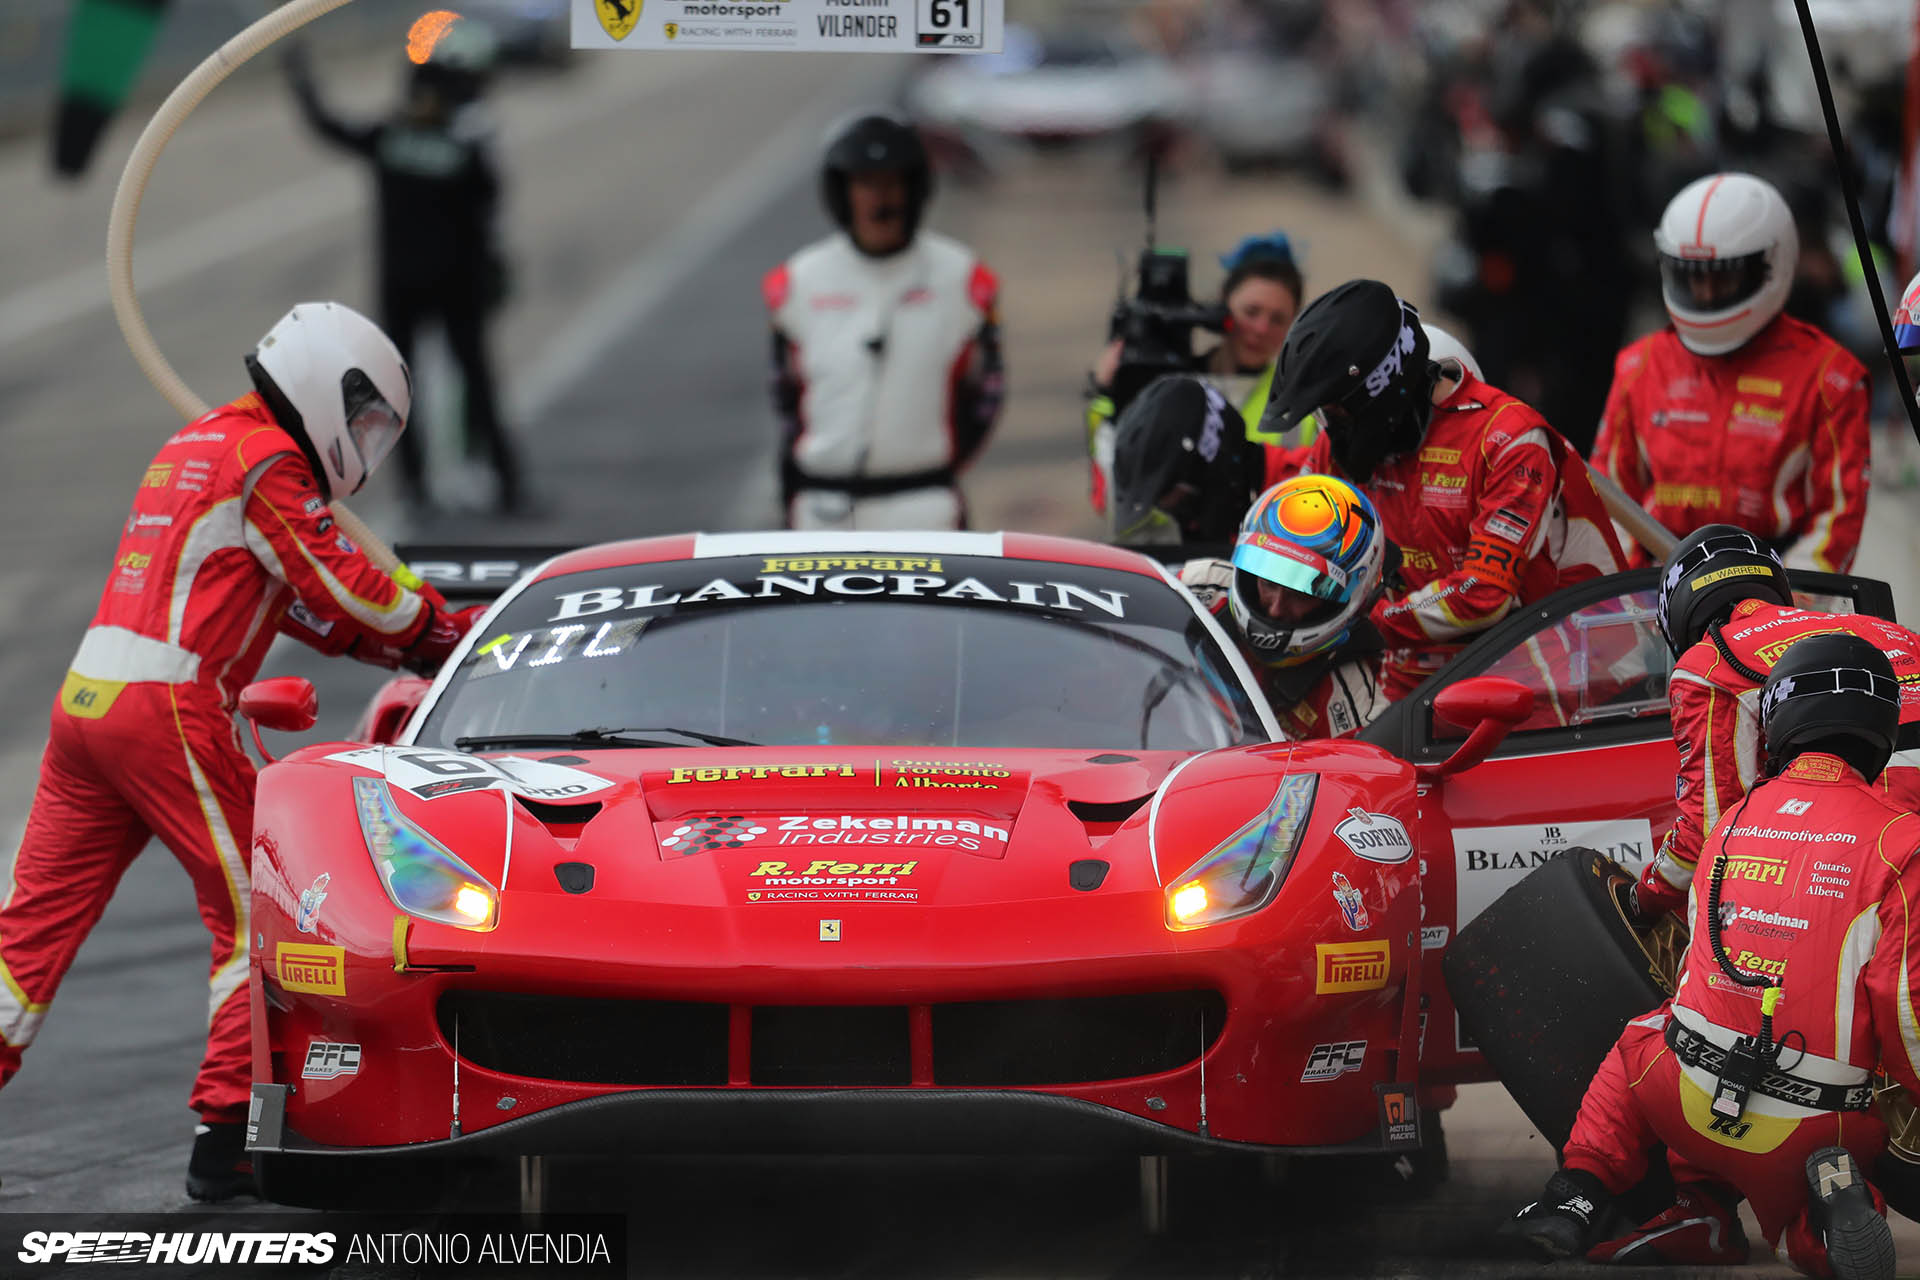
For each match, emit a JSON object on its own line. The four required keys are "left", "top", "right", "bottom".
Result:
{"left": 0, "top": 302, "right": 482, "bottom": 1200}
{"left": 1594, "top": 172, "right": 1869, "bottom": 571}
{"left": 1507, "top": 633, "right": 1911, "bottom": 1280}
{"left": 1634, "top": 525, "right": 1920, "bottom": 924}
{"left": 1260, "top": 280, "right": 1622, "bottom": 700}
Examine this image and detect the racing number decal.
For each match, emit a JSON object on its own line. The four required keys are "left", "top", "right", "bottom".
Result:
{"left": 916, "top": 0, "right": 981, "bottom": 47}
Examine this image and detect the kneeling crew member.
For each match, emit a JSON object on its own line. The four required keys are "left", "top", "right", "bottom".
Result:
{"left": 1507, "top": 633, "right": 1913, "bottom": 1280}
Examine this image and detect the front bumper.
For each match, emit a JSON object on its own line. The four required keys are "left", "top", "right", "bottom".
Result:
{"left": 249, "top": 1084, "right": 1421, "bottom": 1159}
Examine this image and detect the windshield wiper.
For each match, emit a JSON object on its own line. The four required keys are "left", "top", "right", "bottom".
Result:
{"left": 454, "top": 726, "right": 759, "bottom": 751}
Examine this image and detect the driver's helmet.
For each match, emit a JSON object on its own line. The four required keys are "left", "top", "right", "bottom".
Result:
{"left": 1227, "top": 474, "right": 1387, "bottom": 667}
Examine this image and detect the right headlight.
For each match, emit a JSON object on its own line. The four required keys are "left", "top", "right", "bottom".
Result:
{"left": 1165, "top": 772, "right": 1318, "bottom": 931}
{"left": 354, "top": 777, "right": 499, "bottom": 930}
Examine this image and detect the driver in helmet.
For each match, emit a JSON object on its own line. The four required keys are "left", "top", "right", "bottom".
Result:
{"left": 1260, "top": 279, "right": 1623, "bottom": 701}
{"left": 1594, "top": 172, "right": 1869, "bottom": 572}
{"left": 0, "top": 303, "right": 482, "bottom": 1203}
{"left": 1109, "top": 375, "right": 1264, "bottom": 545}
{"left": 1634, "top": 524, "right": 1920, "bottom": 922}
{"left": 1178, "top": 474, "right": 1393, "bottom": 739}
{"left": 1508, "top": 634, "right": 1917, "bottom": 1279}
{"left": 764, "top": 111, "right": 1003, "bottom": 530}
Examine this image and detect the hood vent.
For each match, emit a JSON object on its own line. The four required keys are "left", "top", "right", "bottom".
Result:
{"left": 515, "top": 796, "right": 605, "bottom": 827}
{"left": 1066, "top": 795, "right": 1151, "bottom": 825}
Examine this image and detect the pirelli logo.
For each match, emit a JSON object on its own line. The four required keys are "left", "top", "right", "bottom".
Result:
{"left": 1316, "top": 940, "right": 1390, "bottom": 994}
{"left": 275, "top": 942, "right": 347, "bottom": 995}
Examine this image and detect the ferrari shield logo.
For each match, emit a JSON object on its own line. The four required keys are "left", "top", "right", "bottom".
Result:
{"left": 665, "top": 21, "right": 679, "bottom": 38}
{"left": 596, "top": 0, "right": 640, "bottom": 41}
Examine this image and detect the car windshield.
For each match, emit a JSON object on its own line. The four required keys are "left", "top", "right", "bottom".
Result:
{"left": 412, "top": 554, "right": 1266, "bottom": 751}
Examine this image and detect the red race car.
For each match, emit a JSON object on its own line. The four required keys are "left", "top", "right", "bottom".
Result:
{"left": 239, "top": 530, "right": 1893, "bottom": 1212}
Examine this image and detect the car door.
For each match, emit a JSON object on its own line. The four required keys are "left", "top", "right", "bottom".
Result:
{"left": 1359, "top": 569, "right": 1898, "bottom": 1082}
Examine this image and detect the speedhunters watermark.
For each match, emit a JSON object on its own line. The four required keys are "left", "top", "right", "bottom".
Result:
{"left": 3, "top": 1214, "right": 622, "bottom": 1276}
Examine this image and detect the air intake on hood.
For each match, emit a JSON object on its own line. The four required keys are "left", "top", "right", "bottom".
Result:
{"left": 515, "top": 796, "right": 604, "bottom": 826}
{"left": 1066, "top": 795, "right": 1151, "bottom": 825}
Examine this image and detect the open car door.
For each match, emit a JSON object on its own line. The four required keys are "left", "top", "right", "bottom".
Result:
{"left": 1359, "top": 569, "right": 1898, "bottom": 1082}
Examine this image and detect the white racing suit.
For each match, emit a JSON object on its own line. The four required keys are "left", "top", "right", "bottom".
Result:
{"left": 764, "top": 230, "right": 1003, "bottom": 530}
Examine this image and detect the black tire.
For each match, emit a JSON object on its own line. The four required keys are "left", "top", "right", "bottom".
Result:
{"left": 1443, "top": 846, "right": 1668, "bottom": 1150}
{"left": 255, "top": 1149, "right": 456, "bottom": 1210}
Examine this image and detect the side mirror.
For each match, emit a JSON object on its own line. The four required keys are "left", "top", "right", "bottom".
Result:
{"left": 1416, "top": 676, "right": 1535, "bottom": 782}
{"left": 239, "top": 677, "right": 318, "bottom": 762}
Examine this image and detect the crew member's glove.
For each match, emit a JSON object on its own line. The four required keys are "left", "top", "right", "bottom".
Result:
{"left": 1177, "top": 557, "right": 1235, "bottom": 612}
{"left": 401, "top": 604, "right": 487, "bottom": 676}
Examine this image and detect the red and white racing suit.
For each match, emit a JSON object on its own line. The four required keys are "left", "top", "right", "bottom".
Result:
{"left": 0, "top": 395, "right": 456, "bottom": 1122}
{"left": 1594, "top": 315, "right": 1870, "bottom": 572}
{"left": 1637, "top": 599, "right": 1920, "bottom": 919}
{"left": 764, "top": 230, "right": 1003, "bottom": 530}
{"left": 1270, "top": 373, "right": 1623, "bottom": 700}
{"left": 1564, "top": 753, "right": 1920, "bottom": 1275}
{"left": 1175, "top": 559, "right": 1386, "bottom": 739}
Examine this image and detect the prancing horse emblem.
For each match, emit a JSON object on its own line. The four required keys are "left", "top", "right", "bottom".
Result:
{"left": 596, "top": 0, "right": 640, "bottom": 41}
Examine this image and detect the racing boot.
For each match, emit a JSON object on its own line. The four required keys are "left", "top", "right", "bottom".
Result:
{"left": 1586, "top": 1181, "right": 1749, "bottom": 1266}
{"left": 185, "top": 1121, "right": 257, "bottom": 1202}
{"left": 1501, "top": 1168, "right": 1617, "bottom": 1259}
{"left": 1804, "top": 1147, "right": 1895, "bottom": 1280}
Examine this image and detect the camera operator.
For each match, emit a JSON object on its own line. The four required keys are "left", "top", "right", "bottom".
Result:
{"left": 1087, "top": 233, "right": 1303, "bottom": 520}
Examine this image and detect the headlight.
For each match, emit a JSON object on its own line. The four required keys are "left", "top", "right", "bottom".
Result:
{"left": 353, "top": 777, "right": 499, "bottom": 930}
{"left": 1166, "top": 772, "right": 1317, "bottom": 930}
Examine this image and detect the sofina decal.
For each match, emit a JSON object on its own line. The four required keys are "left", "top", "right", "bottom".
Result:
{"left": 1334, "top": 808, "right": 1413, "bottom": 864}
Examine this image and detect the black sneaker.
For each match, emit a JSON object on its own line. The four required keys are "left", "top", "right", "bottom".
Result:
{"left": 1500, "top": 1168, "right": 1616, "bottom": 1260}
{"left": 1806, "top": 1147, "right": 1895, "bottom": 1280}
{"left": 185, "top": 1121, "right": 258, "bottom": 1203}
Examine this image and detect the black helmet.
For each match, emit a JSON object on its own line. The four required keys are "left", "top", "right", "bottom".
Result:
{"left": 1760, "top": 633, "right": 1901, "bottom": 780}
{"left": 1111, "top": 375, "right": 1260, "bottom": 543}
{"left": 1656, "top": 524, "right": 1793, "bottom": 657}
{"left": 820, "top": 112, "right": 932, "bottom": 256}
{"left": 1259, "top": 280, "right": 1435, "bottom": 485}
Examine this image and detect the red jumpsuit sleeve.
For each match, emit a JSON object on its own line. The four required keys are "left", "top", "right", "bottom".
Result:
{"left": 242, "top": 454, "right": 429, "bottom": 649}
{"left": 1372, "top": 410, "right": 1555, "bottom": 649}
{"left": 1863, "top": 814, "right": 1920, "bottom": 1096}
{"left": 1593, "top": 346, "right": 1652, "bottom": 569}
{"left": 1784, "top": 352, "right": 1869, "bottom": 574}
{"left": 1637, "top": 656, "right": 1749, "bottom": 915}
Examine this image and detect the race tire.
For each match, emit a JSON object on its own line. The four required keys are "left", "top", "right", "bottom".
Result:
{"left": 1443, "top": 846, "right": 1669, "bottom": 1150}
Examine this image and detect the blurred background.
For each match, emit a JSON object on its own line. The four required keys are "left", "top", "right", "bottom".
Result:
{"left": 8, "top": 0, "right": 1920, "bottom": 1270}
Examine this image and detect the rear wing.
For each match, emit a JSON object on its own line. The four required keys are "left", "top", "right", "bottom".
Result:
{"left": 395, "top": 545, "right": 577, "bottom": 601}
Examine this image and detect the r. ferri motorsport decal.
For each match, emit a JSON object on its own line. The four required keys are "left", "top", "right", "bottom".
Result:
{"left": 326, "top": 747, "right": 616, "bottom": 802}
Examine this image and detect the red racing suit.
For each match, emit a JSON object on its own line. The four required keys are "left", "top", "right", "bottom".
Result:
{"left": 1269, "top": 373, "right": 1623, "bottom": 700}
{"left": 1594, "top": 316, "right": 1870, "bottom": 572}
{"left": 1564, "top": 753, "right": 1920, "bottom": 1274}
{"left": 1637, "top": 599, "right": 1920, "bottom": 918}
{"left": 0, "top": 395, "right": 452, "bottom": 1122}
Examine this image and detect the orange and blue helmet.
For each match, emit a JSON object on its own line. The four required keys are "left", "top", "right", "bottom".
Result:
{"left": 1228, "top": 474, "right": 1387, "bottom": 666}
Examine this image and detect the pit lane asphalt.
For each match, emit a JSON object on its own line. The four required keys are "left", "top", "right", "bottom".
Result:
{"left": 2, "top": 38, "right": 1916, "bottom": 1278}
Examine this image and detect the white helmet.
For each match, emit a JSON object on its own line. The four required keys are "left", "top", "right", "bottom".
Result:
{"left": 1422, "top": 322, "right": 1483, "bottom": 381}
{"left": 1653, "top": 172, "right": 1797, "bottom": 356}
{"left": 246, "top": 302, "right": 411, "bottom": 500}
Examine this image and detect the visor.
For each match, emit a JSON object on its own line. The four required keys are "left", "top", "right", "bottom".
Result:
{"left": 1659, "top": 251, "right": 1769, "bottom": 313}
{"left": 341, "top": 368, "right": 404, "bottom": 477}
{"left": 1231, "top": 534, "right": 1349, "bottom": 602}
{"left": 1763, "top": 665, "right": 1901, "bottom": 715}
